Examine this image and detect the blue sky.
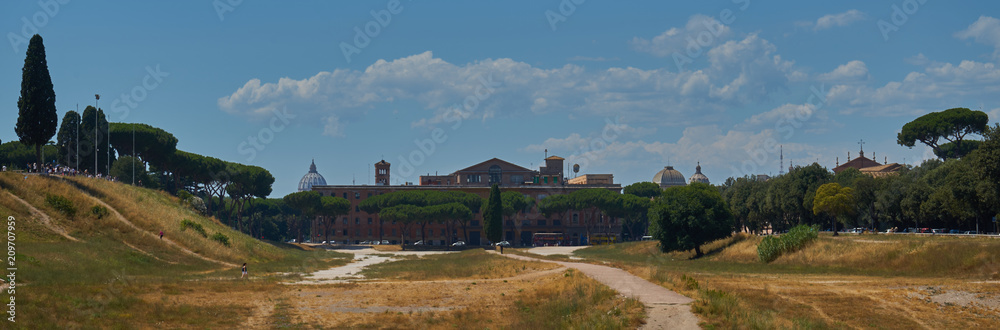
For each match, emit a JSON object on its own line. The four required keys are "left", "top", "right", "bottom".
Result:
{"left": 3, "top": 1, "right": 1000, "bottom": 197}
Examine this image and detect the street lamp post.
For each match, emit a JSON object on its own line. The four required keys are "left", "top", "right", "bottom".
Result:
{"left": 94, "top": 94, "right": 99, "bottom": 176}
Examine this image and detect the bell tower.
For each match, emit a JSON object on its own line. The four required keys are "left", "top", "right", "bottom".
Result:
{"left": 375, "top": 159, "right": 390, "bottom": 185}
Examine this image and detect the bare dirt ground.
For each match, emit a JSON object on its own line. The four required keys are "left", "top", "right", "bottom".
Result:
{"left": 705, "top": 274, "right": 1000, "bottom": 329}
{"left": 500, "top": 248, "right": 700, "bottom": 330}
{"left": 293, "top": 247, "right": 455, "bottom": 284}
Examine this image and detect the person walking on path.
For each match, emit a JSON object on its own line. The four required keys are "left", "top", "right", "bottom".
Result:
{"left": 241, "top": 263, "right": 248, "bottom": 279}
{"left": 159, "top": 230, "right": 164, "bottom": 239}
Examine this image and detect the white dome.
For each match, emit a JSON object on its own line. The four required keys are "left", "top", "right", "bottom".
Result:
{"left": 688, "top": 162, "right": 710, "bottom": 185}
{"left": 298, "top": 160, "right": 327, "bottom": 192}
{"left": 653, "top": 166, "right": 686, "bottom": 188}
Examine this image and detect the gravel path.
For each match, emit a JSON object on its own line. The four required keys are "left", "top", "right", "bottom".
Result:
{"left": 293, "top": 248, "right": 456, "bottom": 284}
{"left": 495, "top": 249, "right": 700, "bottom": 329}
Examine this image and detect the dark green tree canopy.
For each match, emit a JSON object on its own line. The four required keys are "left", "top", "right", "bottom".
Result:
{"left": 897, "top": 107, "right": 988, "bottom": 159}
{"left": 483, "top": 184, "right": 503, "bottom": 244}
{"left": 79, "top": 106, "right": 113, "bottom": 174}
{"left": 623, "top": 181, "right": 662, "bottom": 198}
{"left": 649, "top": 182, "right": 734, "bottom": 257}
{"left": 56, "top": 110, "right": 80, "bottom": 167}
{"left": 16, "top": 34, "right": 58, "bottom": 165}
{"left": 283, "top": 191, "right": 321, "bottom": 217}
{"left": 109, "top": 123, "right": 178, "bottom": 169}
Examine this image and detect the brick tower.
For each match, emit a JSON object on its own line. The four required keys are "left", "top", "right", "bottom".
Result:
{"left": 375, "top": 160, "right": 390, "bottom": 185}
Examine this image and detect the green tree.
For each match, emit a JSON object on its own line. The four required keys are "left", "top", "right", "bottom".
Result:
{"left": 501, "top": 191, "right": 533, "bottom": 246}
{"left": 283, "top": 191, "right": 321, "bottom": 242}
{"left": 79, "top": 106, "right": 113, "bottom": 175}
{"left": 318, "top": 196, "right": 350, "bottom": 244}
{"left": 483, "top": 184, "right": 503, "bottom": 244}
{"left": 974, "top": 124, "right": 1000, "bottom": 232}
{"left": 623, "top": 181, "right": 662, "bottom": 198}
{"left": 619, "top": 194, "right": 651, "bottom": 240}
{"left": 897, "top": 107, "right": 988, "bottom": 159}
{"left": 812, "top": 183, "right": 855, "bottom": 236}
{"left": 110, "top": 156, "right": 147, "bottom": 186}
{"left": 649, "top": 182, "right": 734, "bottom": 257}
{"left": 15, "top": 35, "right": 58, "bottom": 167}
{"left": 56, "top": 111, "right": 80, "bottom": 168}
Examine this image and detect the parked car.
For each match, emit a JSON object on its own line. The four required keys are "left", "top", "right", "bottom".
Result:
{"left": 413, "top": 240, "right": 425, "bottom": 245}
{"left": 380, "top": 240, "right": 390, "bottom": 245}
{"left": 494, "top": 241, "right": 511, "bottom": 247}
{"left": 451, "top": 241, "right": 466, "bottom": 247}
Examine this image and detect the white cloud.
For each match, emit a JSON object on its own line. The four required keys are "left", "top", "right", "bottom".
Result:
{"left": 221, "top": 45, "right": 800, "bottom": 136}
{"left": 827, "top": 60, "right": 1000, "bottom": 116}
{"left": 817, "top": 60, "right": 869, "bottom": 82}
{"left": 955, "top": 16, "right": 1000, "bottom": 59}
{"left": 812, "top": 10, "right": 865, "bottom": 31}
{"left": 989, "top": 108, "right": 1000, "bottom": 123}
{"left": 736, "top": 103, "right": 820, "bottom": 131}
{"left": 630, "top": 14, "right": 732, "bottom": 57}
{"left": 323, "top": 115, "right": 346, "bottom": 137}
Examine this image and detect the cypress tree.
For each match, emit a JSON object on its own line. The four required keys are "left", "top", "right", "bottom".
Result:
{"left": 15, "top": 34, "right": 58, "bottom": 166}
{"left": 483, "top": 184, "right": 503, "bottom": 244}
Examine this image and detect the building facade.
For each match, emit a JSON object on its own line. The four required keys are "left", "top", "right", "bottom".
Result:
{"left": 309, "top": 156, "right": 622, "bottom": 246}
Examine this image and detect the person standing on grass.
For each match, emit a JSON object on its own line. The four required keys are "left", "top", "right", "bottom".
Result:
{"left": 159, "top": 230, "right": 164, "bottom": 239}
{"left": 241, "top": 263, "right": 248, "bottom": 279}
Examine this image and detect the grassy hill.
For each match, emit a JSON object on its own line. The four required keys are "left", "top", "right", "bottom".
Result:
{"left": 0, "top": 173, "right": 350, "bottom": 328}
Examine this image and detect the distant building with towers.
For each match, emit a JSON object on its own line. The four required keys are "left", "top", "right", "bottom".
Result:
{"left": 302, "top": 155, "right": 620, "bottom": 246}
{"left": 832, "top": 141, "right": 903, "bottom": 177}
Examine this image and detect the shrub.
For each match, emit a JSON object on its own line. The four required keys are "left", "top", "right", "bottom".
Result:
{"left": 757, "top": 225, "right": 819, "bottom": 263}
{"left": 45, "top": 194, "right": 76, "bottom": 218}
{"left": 90, "top": 205, "right": 109, "bottom": 219}
{"left": 211, "top": 232, "right": 230, "bottom": 247}
{"left": 176, "top": 190, "right": 193, "bottom": 202}
{"left": 179, "top": 219, "right": 207, "bottom": 237}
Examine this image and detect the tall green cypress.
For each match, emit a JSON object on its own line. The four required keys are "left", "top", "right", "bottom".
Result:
{"left": 56, "top": 111, "right": 80, "bottom": 167}
{"left": 483, "top": 184, "right": 503, "bottom": 244}
{"left": 15, "top": 34, "right": 58, "bottom": 166}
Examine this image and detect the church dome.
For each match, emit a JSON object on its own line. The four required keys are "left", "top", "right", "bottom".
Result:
{"left": 653, "top": 166, "right": 686, "bottom": 188}
{"left": 298, "top": 160, "right": 327, "bottom": 192}
{"left": 688, "top": 162, "right": 710, "bottom": 185}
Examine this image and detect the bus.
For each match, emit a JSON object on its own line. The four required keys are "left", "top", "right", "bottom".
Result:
{"left": 532, "top": 233, "right": 565, "bottom": 246}
{"left": 588, "top": 233, "right": 617, "bottom": 245}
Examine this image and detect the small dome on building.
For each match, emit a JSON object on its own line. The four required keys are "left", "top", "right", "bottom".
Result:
{"left": 653, "top": 166, "right": 686, "bottom": 188}
{"left": 688, "top": 162, "right": 710, "bottom": 185}
{"left": 298, "top": 159, "right": 327, "bottom": 192}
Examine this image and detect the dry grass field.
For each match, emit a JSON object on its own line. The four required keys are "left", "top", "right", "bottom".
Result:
{"left": 576, "top": 235, "right": 1000, "bottom": 329}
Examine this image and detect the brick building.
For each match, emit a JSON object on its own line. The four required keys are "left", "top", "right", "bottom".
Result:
{"left": 306, "top": 156, "right": 621, "bottom": 246}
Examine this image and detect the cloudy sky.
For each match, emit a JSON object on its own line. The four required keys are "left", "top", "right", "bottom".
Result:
{"left": 2, "top": 1, "right": 1000, "bottom": 197}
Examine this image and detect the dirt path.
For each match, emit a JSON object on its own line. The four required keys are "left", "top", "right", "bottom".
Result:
{"left": 293, "top": 248, "right": 456, "bottom": 284}
{"left": 494, "top": 251, "right": 700, "bottom": 330}
{"left": 79, "top": 192, "right": 239, "bottom": 268}
{"left": 5, "top": 191, "right": 80, "bottom": 242}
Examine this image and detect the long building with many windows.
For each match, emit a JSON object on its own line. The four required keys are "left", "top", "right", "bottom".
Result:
{"left": 306, "top": 155, "right": 621, "bottom": 246}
